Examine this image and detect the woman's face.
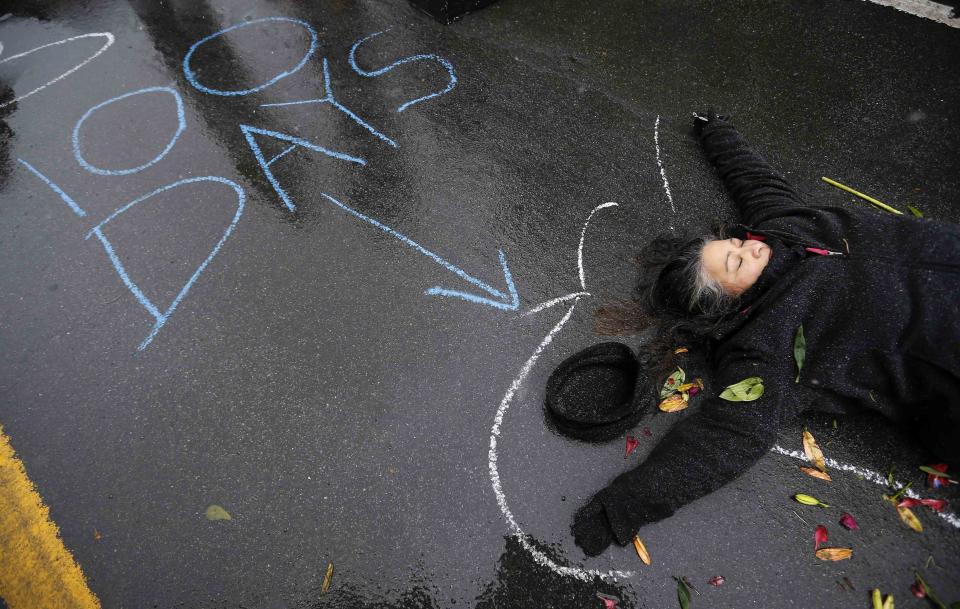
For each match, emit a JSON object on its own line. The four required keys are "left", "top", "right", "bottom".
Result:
{"left": 701, "top": 237, "right": 772, "bottom": 295}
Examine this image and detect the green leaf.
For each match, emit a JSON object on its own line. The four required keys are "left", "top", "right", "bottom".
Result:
{"left": 675, "top": 576, "right": 692, "bottom": 609}
{"left": 660, "top": 367, "right": 686, "bottom": 398}
{"left": 908, "top": 205, "right": 924, "bottom": 218}
{"left": 794, "top": 325, "right": 805, "bottom": 383}
{"left": 919, "top": 466, "right": 956, "bottom": 480}
{"left": 719, "top": 377, "right": 764, "bottom": 401}
{"left": 205, "top": 504, "right": 232, "bottom": 521}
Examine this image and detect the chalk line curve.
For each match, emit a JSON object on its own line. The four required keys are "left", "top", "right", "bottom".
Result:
{"left": 654, "top": 115, "right": 675, "bottom": 230}
{"left": 489, "top": 298, "right": 635, "bottom": 582}
{"left": 490, "top": 201, "right": 635, "bottom": 582}
{"left": 0, "top": 32, "right": 115, "bottom": 109}
{"left": 770, "top": 445, "right": 960, "bottom": 529}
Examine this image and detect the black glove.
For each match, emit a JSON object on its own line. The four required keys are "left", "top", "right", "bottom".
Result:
{"left": 571, "top": 496, "right": 615, "bottom": 557}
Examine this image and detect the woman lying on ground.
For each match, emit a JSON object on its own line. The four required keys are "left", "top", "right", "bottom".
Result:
{"left": 571, "top": 111, "right": 960, "bottom": 556}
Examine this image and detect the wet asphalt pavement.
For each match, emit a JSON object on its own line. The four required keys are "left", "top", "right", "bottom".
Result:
{"left": 1, "top": 1, "right": 959, "bottom": 607}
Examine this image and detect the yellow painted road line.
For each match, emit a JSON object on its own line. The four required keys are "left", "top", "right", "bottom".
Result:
{"left": 0, "top": 424, "right": 101, "bottom": 609}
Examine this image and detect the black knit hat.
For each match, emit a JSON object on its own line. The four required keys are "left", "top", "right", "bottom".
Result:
{"left": 545, "top": 342, "right": 655, "bottom": 442}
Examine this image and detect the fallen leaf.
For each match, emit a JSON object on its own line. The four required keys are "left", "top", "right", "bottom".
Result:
{"left": 624, "top": 435, "right": 640, "bottom": 458}
{"left": 321, "top": 561, "right": 334, "bottom": 594}
{"left": 676, "top": 379, "right": 703, "bottom": 393}
{"left": 921, "top": 464, "right": 955, "bottom": 488}
{"left": 204, "top": 504, "right": 232, "bottom": 521}
{"left": 658, "top": 393, "right": 689, "bottom": 413}
{"left": 815, "top": 548, "right": 852, "bottom": 561}
{"left": 794, "top": 325, "right": 806, "bottom": 382}
{"left": 814, "top": 525, "right": 828, "bottom": 550}
{"left": 839, "top": 513, "right": 859, "bottom": 530}
{"left": 920, "top": 498, "right": 947, "bottom": 512}
{"left": 660, "top": 368, "right": 686, "bottom": 398}
{"left": 800, "top": 466, "right": 832, "bottom": 482}
{"left": 93, "top": 530, "right": 103, "bottom": 541}
{"left": 719, "top": 377, "right": 764, "bottom": 402}
{"left": 632, "top": 535, "right": 652, "bottom": 565}
{"left": 872, "top": 589, "right": 882, "bottom": 609}
{"left": 802, "top": 431, "right": 827, "bottom": 473}
{"left": 882, "top": 594, "right": 894, "bottom": 609}
{"left": 910, "top": 581, "right": 925, "bottom": 599}
{"left": 795, "top": 493, "right": 830, "bottom": 508}
{"left": 896, "top": 505, "right": 923, "bottom": 533}
{"left": 674, "top": 576, "right": 691, "bottom": 609}
{"left": 674, "top": 347, "right": 688, "bottom": 354}
{"left": 708, "top": 576, "right": 725, "bottom": 587}
{"left": 908, "top": 205, "right": 924, "bottom": 218}
{"left": 596, "top": 592, "right": 619, "bottom": 609}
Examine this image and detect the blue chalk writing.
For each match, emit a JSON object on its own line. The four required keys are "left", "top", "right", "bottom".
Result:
{"left": 240, "top": 124, "right": 366, "bottom": 213}
{"left": 183, "top": 17, "right": 318, "bottom": 97}
{"left": 72, "top": 86, "right": 186, "bottom": 176}
{"left": 266, "top": 144, "right": 298, "bottom": 167}
{"left": 260, "top": 57, "right": 399, "bottom": 149}
{"left": 17, "top": 158, "right": 87, "bottom": 217}
{"left": 348, "top": 30, "right": 457, "bottom": 113}
{"left": 84, "top": 176, "right": 246, "bottom": 350}
{"left": 319, "top": 193, "right": 519, "bottom": 310}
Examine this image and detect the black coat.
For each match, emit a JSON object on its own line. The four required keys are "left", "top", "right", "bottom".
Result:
{"left": 587, "top": 118, "right": 960, "bottom": 550}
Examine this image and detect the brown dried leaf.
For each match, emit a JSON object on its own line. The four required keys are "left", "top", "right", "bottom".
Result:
{"left": 321, "top": 561, "right": 334, "bottom": 594}
{"left": 803, "top": 431, "right": 827, "bottom": 473}
{"left": 800, "top": 466, "right": 832, "bottom": 482}
{"left": 658, "top": 393, "right": 689, "bottom": 413}
{"left": 632, "top": 535, "right": 652, "bottom": 565}
{"left": 815, "top": 548, "right": 853, "bottom": 561}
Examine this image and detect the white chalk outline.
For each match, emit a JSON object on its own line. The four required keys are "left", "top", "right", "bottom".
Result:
{"left": 491, "top": 189, "right": 960, "bottom": 583}
{"left": 0, "top": 32, "right": 115, "bottom": 109}
{"left": 654, "top": 115, "right": 675, "bottom": 229}
{"left": 491, "top": 202, "right": 635, "bottom": 583}
{"left": 521, "top": 201, "right": 617, "bottom": 317}
{"left": 771, "top": 445, "right": 960, "bottom": 529}
{"left": 862, "top": 0, "right": 959, "bottom": 28}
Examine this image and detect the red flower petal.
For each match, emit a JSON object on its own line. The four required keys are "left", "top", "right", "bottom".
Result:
{"left": 814, "top": 525, "right": 828, "bottom": 550}
{"left": 624, "top": 435, "right": 640, "bottom": 458}
{"left": 708, "top": 576, "right": 725, "bottom": 586}
{"left": 839, "top": 513, "right": 859, "bottom": 531}
{"left": 920, "top": 498, "right": 947, "bottom": 512}
{"left": 911, "top": 582, "right": 926, "bottom": 599}
{"left": 897, "top": 498, "right": 923, "bottom": 509}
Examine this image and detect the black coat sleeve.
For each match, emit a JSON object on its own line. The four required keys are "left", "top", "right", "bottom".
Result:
{"left": 594, "top": 353, "right": 798, "bottom": 545}
{"left": 699, "top": 118, "right": 810, "bottom": 230}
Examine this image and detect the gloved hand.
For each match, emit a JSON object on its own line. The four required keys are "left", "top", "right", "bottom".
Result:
{"left": 571, "top": 496, "right": 615, "bottom": 557}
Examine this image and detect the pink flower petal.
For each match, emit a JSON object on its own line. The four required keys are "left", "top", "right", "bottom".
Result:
{"left": 839, "top": 513, "right": 859, "bottom": 531}
{"left": 814, "top": 525, "right": 828, "bottom": 550}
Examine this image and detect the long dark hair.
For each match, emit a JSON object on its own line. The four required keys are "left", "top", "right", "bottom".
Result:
{"left": 595, "top": 227, "right": 739, "bottom": 376}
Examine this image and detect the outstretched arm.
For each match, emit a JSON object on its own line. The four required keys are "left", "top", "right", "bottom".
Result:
{"left": 573, "top": 354, "right": 797, "bottom": 554}
{"left": 698, "top": 114, "right": 807, "bottom": 228}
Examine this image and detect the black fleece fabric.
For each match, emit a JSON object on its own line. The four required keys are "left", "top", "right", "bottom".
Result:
{"left": 583, "top": 117, "right": 960, "bottom": 551}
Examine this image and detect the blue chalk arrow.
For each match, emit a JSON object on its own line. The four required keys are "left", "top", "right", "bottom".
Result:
{"left": 320, "top": 193, "right": 520, "bottom": 311}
